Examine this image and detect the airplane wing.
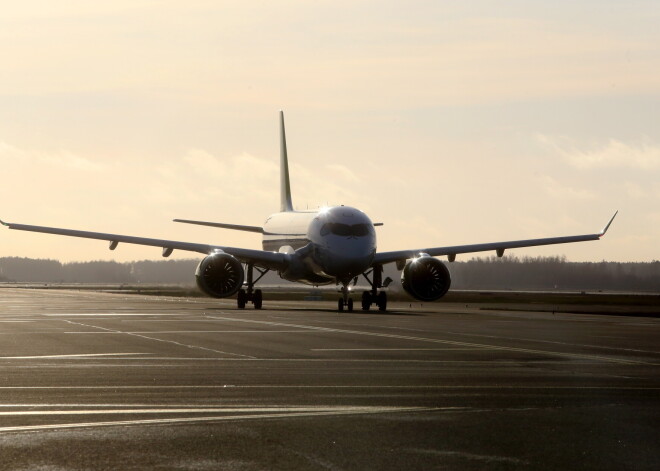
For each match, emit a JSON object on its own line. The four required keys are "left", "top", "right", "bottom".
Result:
{"left": 0, "top": 219, "right": 287, "bottom": 270}
{"left": 373, "top": 211, "right": 618, "bottom": 266}
{"left": 173, "top": 219, "right": 264, "bottom": 233}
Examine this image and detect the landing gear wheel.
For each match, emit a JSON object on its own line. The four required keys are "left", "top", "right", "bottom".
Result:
{"left": 337, "top": 298, "right": 344, "bottom": 312}
{"left": 237, "top": 289, "right": 247, "bottom": 309}
{"left": 253, "top": 289, "right": 263, "bottom": 309}
{"left": 347, "top": 298, "right": 354, "bottom": 312}
{"left": 377, "top": 292, "right": 387, "bottom": 312}
{"left": 361, "top": 291, "right": 371, "bottom": 311}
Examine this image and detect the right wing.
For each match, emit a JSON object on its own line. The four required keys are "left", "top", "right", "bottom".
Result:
{"left": 373, "top": 211, "right": 618, "bottom": 266}
{"left": 0, "top": 220, "right": 286, "bottom": 270}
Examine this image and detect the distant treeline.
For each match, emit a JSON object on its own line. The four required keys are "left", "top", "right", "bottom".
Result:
{"left": 0, "top": 257, "right": 200, "bottom": 284}
{"left": 1, "top": 256, "right": 659, "bottom": 293}
{"left": 445, "top": 256, "right": 660, "bottom": 292}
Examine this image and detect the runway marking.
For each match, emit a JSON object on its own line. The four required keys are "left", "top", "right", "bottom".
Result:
{"left": 63, "top": 330, "right": 310, "bottom": 334}
{"left": 0, "top": 406, "right": 428, "bottom": 416}
{"left": 0, "top": 353, "right": 149, "bottom": 359}
{"left": 444, "top": 330, "right": 660, "bottom": 355}
{"left": 0, "top": 406, "right": 442, "bottom": 433}
{"left": 0, "top": 385, "right": 657, "bottom": 390}
{"left": 63, "top": 320, "right": 256, "bottom": 359}
{"left": 42, "top": 312, "right": 182, "bottom": 319}
{"left": 311, "top": 348, "right": 483, "bottom": 351}
{"left": 405, "top": 448, "right": 528, "bottom": 465}
{"left": 204, "top": 315, "right": 656, "bottom": 365}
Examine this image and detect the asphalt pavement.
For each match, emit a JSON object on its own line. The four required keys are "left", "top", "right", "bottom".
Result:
{"left": 0, "top": 288, "right": 658, "bottom": 470}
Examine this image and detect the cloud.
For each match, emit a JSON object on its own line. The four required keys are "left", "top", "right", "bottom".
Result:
{"left": 182, "top": 148, "right": 227, "bottom": 177}
{"left": 539, "top": 175, "right": 596, "bottom": 200}
{"left": 536, "top": 135, "right": 660, "bottom": 170}
{"left": 325, "top": 164, "right": 359, "bottom": 183}
{"left": 0, "top": 141, "right": 103, "bottom": 171}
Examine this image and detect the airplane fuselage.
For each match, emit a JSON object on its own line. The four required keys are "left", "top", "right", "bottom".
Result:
{"left": 262, "top": 205, "right": 377, "bottom": 285}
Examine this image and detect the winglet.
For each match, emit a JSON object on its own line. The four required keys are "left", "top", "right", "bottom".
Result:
{"left": 0, "top": 218, "right": 9, "bottom": 227}
{"left": 280, "top": 110, "right": 294, "bottom": 212}
{"left": 599, "top": 210, "right": 618, "bottom": 237}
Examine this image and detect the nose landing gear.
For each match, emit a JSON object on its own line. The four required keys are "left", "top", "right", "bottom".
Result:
{"left": 337, "top": 284, "right": 354, "bottom": 312}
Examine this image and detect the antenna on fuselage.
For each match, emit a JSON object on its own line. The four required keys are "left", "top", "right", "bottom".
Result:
{"left": 280, "top": 110, "right": 294, "bottom": 212}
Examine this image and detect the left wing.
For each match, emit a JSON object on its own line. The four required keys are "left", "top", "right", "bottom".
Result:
{"left": 0, "top": 219, "right": 287, "bottom": 270}
{"left": 173, "top": 218, "right": 264, "bottom": 233}
{"left": 373, "top": 211, "right": 618, "bottom": 266}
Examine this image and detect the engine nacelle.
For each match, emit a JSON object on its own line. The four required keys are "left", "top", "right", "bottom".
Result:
{"left": 401, "top": 255, "right": 451, "bottom": 301}
{"left": 195, "top": 253, "right": 244, "bottom": 298}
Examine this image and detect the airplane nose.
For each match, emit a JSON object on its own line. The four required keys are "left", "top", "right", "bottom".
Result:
{"left": 320, "top": 243, "right": 374, "bottom": 278}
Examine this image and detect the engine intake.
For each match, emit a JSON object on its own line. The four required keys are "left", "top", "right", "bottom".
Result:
{"left": 401, "top": 255, "right": 451, "bottom": 301}
{"left": 195, "top": 253, "right": 244, "bottom": 298}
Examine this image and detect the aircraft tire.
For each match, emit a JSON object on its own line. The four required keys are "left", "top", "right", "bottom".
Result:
{"left": 347, "top": 298, "right": 354, "bottom": 312}
{"left": 361, "top": 291, "right": 371, "bottom": 311}
{"left": 237, "top": 289, "right": 247, "bottom": 309}
{"left": 377, "top": 292, "right": 387, "bottom": 312}
{"left": 337, "top": 298, "right": 344, "bottom": 312}
{"left": 253, "top": 289, "right": 263, "bottom": 309}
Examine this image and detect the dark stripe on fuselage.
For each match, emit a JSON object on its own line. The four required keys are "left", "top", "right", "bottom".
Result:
{"left": 262, "top": 238, "right": 310, "bottom": 251}
{"left": 263, "top": 232, "right": 307, "bottom": 237}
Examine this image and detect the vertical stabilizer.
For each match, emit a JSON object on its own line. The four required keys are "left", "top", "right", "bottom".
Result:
{"left": 280, "top": 110, "right": 294, "bottom": 212}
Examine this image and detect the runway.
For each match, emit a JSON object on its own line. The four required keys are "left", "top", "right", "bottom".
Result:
{"left": 0, "top": 288, "right": 658, "bottom": 470}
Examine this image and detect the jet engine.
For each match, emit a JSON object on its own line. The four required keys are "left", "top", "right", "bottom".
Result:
{"left": 401, "top": 255, "right": 451, "bottom": 301}
{"left": 195, "top": 253, "right": 244, "bottom": 298}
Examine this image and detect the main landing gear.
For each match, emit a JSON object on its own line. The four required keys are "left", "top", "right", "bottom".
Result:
{"left": 337, "top": 265, "right": 388, "bottom": 312}
{"left": 237, "top": 263, "right": 269, "bottom": 309}
{"left": 361, "top": 265, "right": 387, "bottom": 312}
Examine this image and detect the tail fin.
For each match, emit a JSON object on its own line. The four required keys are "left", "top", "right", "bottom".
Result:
{"left": 280, "top": 110, "right": 294, "bottom": 212}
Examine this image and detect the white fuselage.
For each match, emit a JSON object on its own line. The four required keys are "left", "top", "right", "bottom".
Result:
{"left": 262, "top": 205, "right": 377, "bottom": 285}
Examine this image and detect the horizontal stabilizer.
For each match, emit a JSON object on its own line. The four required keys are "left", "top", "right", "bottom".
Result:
{"left": 173, "top": 219, "right": 264, "bottom": 234}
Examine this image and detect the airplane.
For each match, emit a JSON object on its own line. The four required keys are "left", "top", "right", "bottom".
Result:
{"left": 1, "top": 111, "right": 617, "bottom": 312}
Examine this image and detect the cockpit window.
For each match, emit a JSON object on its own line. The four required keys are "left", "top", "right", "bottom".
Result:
{"left": 321, "top": 223, "right": 372, "bottom": 237}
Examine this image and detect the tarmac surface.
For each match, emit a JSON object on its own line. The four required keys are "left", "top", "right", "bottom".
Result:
{"left": 0, "top": 287, "right": 658, "bottom": 470}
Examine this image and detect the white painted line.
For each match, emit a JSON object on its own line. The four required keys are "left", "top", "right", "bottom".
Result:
{"left": 0, "top": 353, "right": 150, "bottom": 360}
{"left": 204, "top": 315, "right": 657, "bottom": 365}
{"left": 0, "top": 385, "right": 657, "bottom": 390}
{"left": 44, "top": 314, "right": 183, "bottom": 317}
{"left": 311, "top": 348, "right": 483, "bottom": 351}
{"left": 0, "top": 358, "right": 588, "bottom": 364}
{"left": 63, "top": 320, "right": 256, "bottom": 359}
{"left": 0, "top": 406, "right": 441, "bottom": 433}
{"left": 63, "top": 330, "right": 309, "bottom": 334}
{"left": 0, "top": 406, "right": 420, "bottom": 416}
{"left": 444, "top": 330, "right": 660, "bottom": 355}
{"left": 0, "top": 403, "right": 356, "bottom": 411}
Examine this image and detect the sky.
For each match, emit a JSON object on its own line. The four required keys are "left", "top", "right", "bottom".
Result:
{"left": 1, "top": 1, "right": 659, "bottom": 263}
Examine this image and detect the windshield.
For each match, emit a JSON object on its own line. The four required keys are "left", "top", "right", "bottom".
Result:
{"left": 321, "top": 223, "right": 372, "bottom": 237}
